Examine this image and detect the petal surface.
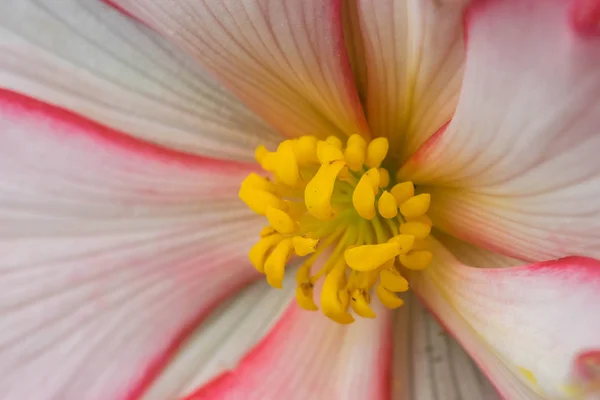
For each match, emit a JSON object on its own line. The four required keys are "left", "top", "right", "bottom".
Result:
{"left": 354, "top": 0, "right": 466, "bottom": 161}
{"left": 183, "top": 301, "right": 392, "bottom": 399}
{"left": 400, "top": 0, "right": 600, "bottom": 261}
{"left": 112, "top": 0, "right": 370, "bottom": 140}
{"left": 393, "top": 294, "right": 499, "bottom": 400}
{"left": 409, "top": 238, "right": 600, "bottom": 399}
{"left": 143, "top": 277, "right": 294, "bottom": 399}
{"left": 0, "top": 89, "right": 261, "bottom": 399}
{"left": 0, "top": 0, "right": 279, "bottom": 161}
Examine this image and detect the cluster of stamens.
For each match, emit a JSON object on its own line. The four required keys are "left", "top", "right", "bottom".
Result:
{"left": 239, "top": 134, "right": 433, "bottom": 324}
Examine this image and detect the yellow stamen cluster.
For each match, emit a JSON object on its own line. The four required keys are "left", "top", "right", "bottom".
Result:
{"left": 239, "top": 134, "right": 433, "bottom": 324}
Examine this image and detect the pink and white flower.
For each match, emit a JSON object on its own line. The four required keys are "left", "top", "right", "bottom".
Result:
{"left": 1, "top": 0, "right": 599, "bottom": 399}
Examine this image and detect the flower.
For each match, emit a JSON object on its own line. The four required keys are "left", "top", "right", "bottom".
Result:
{"left": 1, "top": 0, "right": 600, "bottom": 399}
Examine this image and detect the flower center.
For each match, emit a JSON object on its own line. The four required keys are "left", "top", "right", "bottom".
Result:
{"left": 239, "top": 134, "right": 433, "bottom": 324}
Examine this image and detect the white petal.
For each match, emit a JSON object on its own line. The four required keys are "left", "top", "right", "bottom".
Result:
{"left": 112, "top": 0, "right": 370, "bottom": 140}
{"left": 0, "top": 89, "right": 261, "bottom": 398}
{"left": 399, "top": 0, "right": 600, "bottom": 261}
{"left": 143, "top": 277, "right": 294, "bottom": 399}
{"left": 179, "top": 301, "right": 392, "bottom": 399}
{"left": 355, "top": 0, "right": 465, "bottom": 160}
{"left": 410, "top": 238, "right": 600, "bottom": 398}
{"left": 0, "top": 0, "right": 279, "bottom": 161}
{"left": 393, "top": 294, "right": 499, "bottom": 400}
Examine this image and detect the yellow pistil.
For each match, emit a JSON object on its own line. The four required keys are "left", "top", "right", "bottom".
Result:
{"left": 240, "top": 134, "right": 435, "bottom": 323}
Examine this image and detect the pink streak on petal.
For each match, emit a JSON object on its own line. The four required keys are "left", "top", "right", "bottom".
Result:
{"left": 184, "top": 304, "right": 393, "bottom": 400}
{"left": 126, "top": 277, "right": 256, "bottom": 400}
{"left": 570, "top": 0, "right": 600, "bottom": 36}
{"left": 0, "top": 88, "right": 262, "bottom": 399}
{"left": 0, "top": 88, "right": 255, "bottom": 173}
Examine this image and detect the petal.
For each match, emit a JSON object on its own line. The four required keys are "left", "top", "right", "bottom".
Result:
{"left": 183, "top": 301, "right": 392, "bottom": 399}
{"left": 392, "top": 294, "right": 499, "bottom": 399}
{"left": 399, "top": 0, "right": 600, "bottom": 261}
{"left": 144, "top": 278, "right": 294, "bottom": 399}
{"left": 0, "top": 89, "right": 261, "bottom": 398}
{"left": 409, "top": 238, "right": 600, "bottom": 399}
{"left": 354, "top": 0, "right": 466, "bottom": 161}
{"left": 112, "top": 0, "right": 370, "bottom": 140}
{"left": 0, "top": 0, "right": 279, "bottom": 161}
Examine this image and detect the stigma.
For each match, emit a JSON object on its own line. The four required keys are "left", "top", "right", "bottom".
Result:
{"left": 239, "top": 134, "right": 433, "bottom": 324}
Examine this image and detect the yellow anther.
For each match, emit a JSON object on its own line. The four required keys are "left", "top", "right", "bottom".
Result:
{"left": 260, "top": 226, "right": 276, "bottom": 237}
{"left": 296, "top": 283, "right": 318, "bottom": 311}
{"left": 274, "top": 140, "right": 300, "bottom": 186}
{"left": 390, "top": 181, "right": 415, "bottom": 205}
{"left": 345, "top": 241, "right": 403, "bottom": 272}
{"left": 344, "top": 134, "right": 366, "bottom": 171}
{"left": 292, "top": 236, "right": 319, "bottom": 256}
{"left": 350, "top": 290, "right": 376, "bottom": 318}
{"left": 399, "top": 250, "right": 433, "bottom": 270}
{"left": 264, "top": 238, "right": 294, "bottom": 288}
{"left": 376, "top": 284, "right": 405, "bottom": 309}
{"left": 326, "top": 136, "right": 343, "bottom": 149}
{"left": 388, "top": 234, "right": 415, "bottom": 254}
{"left": 321, "top": 259, "right": 354, "bottom": 324}
{"left": 266, "top": 207, "right": 296, "bottom": 234}
{"left": 295, "top": 136, "right": 319, "bottom": 164}
{"left": 407, "top": 214, "right": 433, "bottom": 226}
{"left": 378, "top": 190, "right": 398, "bottom": 219}
{"left": 255, "top": 145, "right": 268, "bottom": 164}
{"left": 365, "top": 168, "right": 380, "bottom": 191}
{"left": 241, "top": 173, "right": 276, "bottom": 193}
{"left": 260, "top": 152, "right": 279, "bottom": 172}
{"left": 243, "top": 135, "right": 435, "bottom": 323}
{"left": 352, "top": 174, "right": 376, "bottom": 220}
{"left": 365, "top": 137, "right": 389, "bottom": 168}
{"left": 305, "top": 160, "right": 347, "bottom": 220}
{"left": 380, "top": 268, "right": 409, "bottom": 292}
{"left": 378, "top": 168, "right": 390, "bottom": 188}
{"left": 239, "top": 187, "right": 284, "bottom": 216}
{"left": 399, "top": 221, "right": 431, "bottom": 240}
{"left": 317, "top": 141, "right": 345, "bottom": 164}
{"left": 400, "top": 193, "right": 431, "bottom": 218}
{"left": 248, "top": 233, "right": 283, "bottom": 273}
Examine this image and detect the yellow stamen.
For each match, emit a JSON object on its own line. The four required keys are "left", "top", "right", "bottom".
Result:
{"left": 399, "top": 221, "right": 431, "bottom": 240}
{"left": 376, "top": 284, "right": 404, "bottom": 308}
{"left": 350, "top": 289, "right": 376, "bottom": 318}
{"left": 264, "top": 238, "right": 294, "bottom": 288}
{"left": 399, "top": 250, "right": 433, "bottom": 270}
{"left": 266, "top": 207, "right": 296, "bottom": 234}
{"left": 365, "top": 168, "right": 380, "bottom": 190}
{"left": 390, "top": 181, "right": 415, "bottom": 205}
{"left": 345, "top": 236, "right": 413, "bottom": 272}
{"left": 321, "top": 259, "right": 354, "bottom": 324}
{"left": 255, "top": 145, "right": 268, "bottom": 164}
{"left": 352, "top": 173, "right": 376, "bottom": 220}
{"left": 365, "top": 137, "right": 389, "bottom": 168}
{"left": 378, "top": 168, "right": 390, "bottom": 188}
{"left": 248, "top": 233, "right": 283, "bottom": 273}
{"left": 295, "top": 136, "right": 319, "bottom": 164}
{"left": 305, "top": 160, "right": 346, "bottom": 220}
{"left": 400, "top": 193, "right": 431, "bottom": 218}
{"left": 292, "top": 236, "right": 319, "bottom": 256}
{"left": 344, "top": 134, "right": 366, "bottom": 171}
{"left": 296, "top": 283, "right": 318, "bottom": 311}
{"left": 239, "top": 187, "right": 284, "bottom": 215}
{"left": 317, "top": 141, "right": 345, "bottom": 164}
{"left": 326, "top": 135, "right": 343, "bottom": 149}
{"left": 378, "top": 190, "right": 398, "bottom": 219}
{"left": 241, "top": 135, "right": 434, "bottom": 323}
{"left": 380, "top": 268, "right": 409, "bottom": 292}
